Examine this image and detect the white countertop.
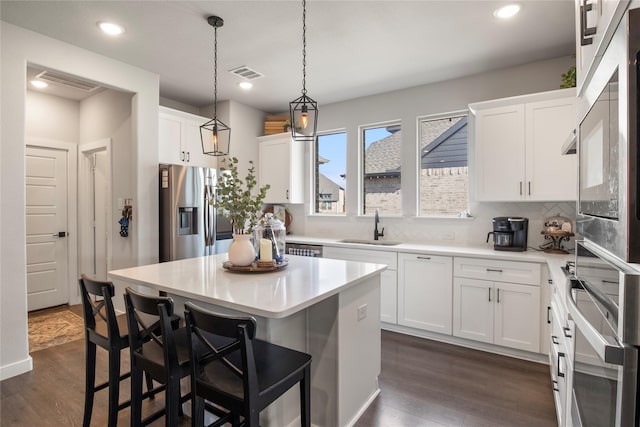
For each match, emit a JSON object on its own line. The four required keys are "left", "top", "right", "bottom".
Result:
{"left": 109, "top": 253, "right": 387, "bottom": 319}
{"left": 286, "top": 235, "right": 573, "bottom": 264}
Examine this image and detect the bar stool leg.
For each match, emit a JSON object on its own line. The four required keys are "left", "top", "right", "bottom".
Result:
{"left": 107, "top": 347, "right": 121, "bottom": 426}
{"left": 165, "top": 378, "right": 180, "bottom": 427}
{"left": 130, "top": 366, "right": 144, "bottom": 427}
{"left": 83, "top": 341, "right": 97, "bottom": 427}
{"left": 301, "top": 365, "right": 311, "bottom": 427}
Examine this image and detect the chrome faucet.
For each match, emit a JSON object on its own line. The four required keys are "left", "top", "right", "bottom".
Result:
{"left": 374, "top": 209, "right": 384, "bottom": 240}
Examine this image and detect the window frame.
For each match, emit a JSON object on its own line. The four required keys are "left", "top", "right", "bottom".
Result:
{"left": 416, "top": 109, "right": 470, "bottom": 218}
{"left": 312, "top": 129, "right": 348, "bottom": 216}
{"left": 359, "top": 120, "right": 403, "bottom": 217}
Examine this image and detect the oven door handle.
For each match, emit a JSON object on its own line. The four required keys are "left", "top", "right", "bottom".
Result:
{"left": 567, "top": 291, "right": 625, "bottom": 366}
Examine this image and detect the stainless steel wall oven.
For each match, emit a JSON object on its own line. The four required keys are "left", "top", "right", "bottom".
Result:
{"left": 577, "top": 8, "right": 640, "bottom": 263}
{"left": 567, "top": 240, "right": 640, "bottom": 426}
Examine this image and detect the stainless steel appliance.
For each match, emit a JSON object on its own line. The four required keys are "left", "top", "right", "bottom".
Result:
{"left": 577, "top": 8, "right": 640, "bottom": 263}
{"left": 567, "top": 240, "right": 640, "bottom": 426}
{"left": 159, "top": 164, "right": 231, "bottom": 262}
{"left": 486, "top": 216, "right": 528, "bottom": 251}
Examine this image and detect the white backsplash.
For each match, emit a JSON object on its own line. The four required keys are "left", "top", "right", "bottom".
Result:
{"left": 286, "top": 201, "right": 577, "bottom": 251}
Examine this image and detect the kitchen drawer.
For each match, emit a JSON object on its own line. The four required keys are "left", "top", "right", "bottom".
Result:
{"left": 323, "top": 247, "right": 397, "bottom": 270}
{"left": 454, "top": 257, "right": 541, "bottom": 286}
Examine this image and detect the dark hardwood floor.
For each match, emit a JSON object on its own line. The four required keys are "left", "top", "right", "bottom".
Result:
{"left": 1, "top": 308, "right": 556, "bottom": 426}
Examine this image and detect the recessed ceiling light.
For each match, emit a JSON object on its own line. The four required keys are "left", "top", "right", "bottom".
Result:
{"left": 97, "top": 21, "right": 124, "bottom": 36}
{"left": 238, "top": 81, "right": 253, "bottom": 90}
{"left": 30, "top": 80, "right": 48, "bottom": 89}
{"left": 494, "top": 4, "right": 521, "bottom": 19}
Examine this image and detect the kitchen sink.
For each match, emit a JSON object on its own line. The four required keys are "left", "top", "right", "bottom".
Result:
{"left": 338, "top": 239, "right": 402, "bottom": 246}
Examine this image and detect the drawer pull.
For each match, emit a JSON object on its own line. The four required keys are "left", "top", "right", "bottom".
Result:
{"left": 488, "top": 288, "right": 492, "bottom": 302}
{"left": 548, "top": 279, "right": 553, "bottom": 285}
{"left": 552, "top": 335, "right": 559, "bottom": 345}
{"left": 562, "top": 327, "right": 572, "bottom": 338}
{"left": 547, "top": 306, "right": 551, "bottom": 324}
{"left": 552, "top": 380, "right": 559, "bottom": 392}
{"left": 557, "top": 352, "right": 565, "bottom": 378}
{"left": 486, "top": 268, "right": 503, "bottom": 273}
{"left": 496, "top": 288, "right": 501, "bottom": 303}
{"left": 417, "top": 256, "right": 431, "bottom": 260}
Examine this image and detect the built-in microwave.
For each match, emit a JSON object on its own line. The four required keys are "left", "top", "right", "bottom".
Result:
{"left": 577, "top": 8, "right": 640, "bottom": 264}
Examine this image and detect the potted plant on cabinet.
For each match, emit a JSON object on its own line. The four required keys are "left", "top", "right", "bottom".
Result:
{"left": 214, "top": 157, "right": 270, "bottom": 266}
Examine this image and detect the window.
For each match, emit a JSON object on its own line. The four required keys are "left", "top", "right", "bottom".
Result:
{"left": 362, "top": 123, "right": 401, "bottom": 215}
{"left": 314, "top": 132, "right": 346, "bottom": 214}
{"left": 418, "top": 112, "right": 469, "bottom": 216}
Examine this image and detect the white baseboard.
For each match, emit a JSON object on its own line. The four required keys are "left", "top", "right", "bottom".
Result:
{"left": 344, "top": 388, "right": 381, "bottom": 427}
{"left": 0, "top": 356, "right": 33, "bottom": 381}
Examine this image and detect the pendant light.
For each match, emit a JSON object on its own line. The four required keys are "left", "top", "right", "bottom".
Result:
{"left": 200, "top": 15, "right": 230, "bottom": 156}
{"left": 289, "top": 0, "right": 318, "bottom": 142}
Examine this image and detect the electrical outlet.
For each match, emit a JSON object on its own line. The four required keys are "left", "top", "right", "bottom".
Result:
{"left": 357, "top": 304, "right": 367, "bottom": 321}
{"left": 441, "top": 232, "right": 455, "bottom": 240}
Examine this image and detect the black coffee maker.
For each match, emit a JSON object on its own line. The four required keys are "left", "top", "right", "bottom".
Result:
{"left": 486, "top": 217, "right": 528, "bottom": 251}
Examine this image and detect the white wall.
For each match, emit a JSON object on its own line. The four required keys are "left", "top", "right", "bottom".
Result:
{"left": 79, "top": 89, "right": 135, "bottom": 270}
{"left": 26, "top": 90, "right": 80, "bottom": 142}
{"left": 289, "top": 56, "right": 577, "bottom": 249}
{"left": 0, "top": 22, "right": 159, "bottom": 380}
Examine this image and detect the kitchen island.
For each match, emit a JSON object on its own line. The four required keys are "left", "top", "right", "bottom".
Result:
{"left": 109, "top": 253, "right": 386, "bottom": 427}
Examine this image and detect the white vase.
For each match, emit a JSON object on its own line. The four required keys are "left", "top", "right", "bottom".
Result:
{"left": 228, "top": 233, "right": 256, "bottom": 266}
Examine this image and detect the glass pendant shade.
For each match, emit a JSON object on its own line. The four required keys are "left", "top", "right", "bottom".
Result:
{"left": 289, "top": 93, "right": 318, "bottom": 142}
{"left": 200, "top": 118, "right": 230, "bottom": 156}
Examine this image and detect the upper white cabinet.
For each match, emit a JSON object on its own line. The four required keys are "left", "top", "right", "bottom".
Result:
{"left": 258, "top": 133, "right": 304, "bottom": 204}
{"left": 159, "top": 106, "right": 216, "bottom": 168}
{"left": 397, "top": 253, "right": 453, "bottom": 335}
{"left": 472, "top": 89, "right": 577, "bottom": 201}
{"left": 575, "top": 0, "right": 629, "bottom": 94}
{"left": 323, "top": 246, "right": 398, "bottom": 324}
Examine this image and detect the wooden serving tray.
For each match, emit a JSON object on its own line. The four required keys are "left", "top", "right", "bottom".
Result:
{"left": 222, "top": 259, "right": 288, "bottom": 273}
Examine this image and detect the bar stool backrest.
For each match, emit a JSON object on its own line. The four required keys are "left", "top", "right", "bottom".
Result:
{"left": 79, "top": 274, "right": 121, "bottom": 345}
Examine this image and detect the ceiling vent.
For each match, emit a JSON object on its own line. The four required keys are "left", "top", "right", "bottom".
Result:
{"left": 229, "top": 66, "right": 264, "bottom": 81}
{"left": 36, "top": 70, "right": 101, "bottom": 92}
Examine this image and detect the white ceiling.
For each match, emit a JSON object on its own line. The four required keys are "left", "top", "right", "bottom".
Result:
{"left": 2, "top": 1, "right": 576, "bottom": 113}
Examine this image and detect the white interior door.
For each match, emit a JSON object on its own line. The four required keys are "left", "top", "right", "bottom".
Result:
{"left": 26, "top": 146, "right": 69, "bottom": 311}
{"left": 93, "top": 151, "right": 109, "bottom": 279}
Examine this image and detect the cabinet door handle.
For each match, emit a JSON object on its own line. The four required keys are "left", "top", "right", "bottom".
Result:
{"left": 528, "top": 181, "right": 531, "bottom": 196}
{"left": 557, "top": 352, "right": 565, "bottom": 378}
{"left": 417, "top": 256, "right": 431, "bottom": 260}
{"left": 547, "top": 306, "right": 551, "bottom": 324}
{"left": 563, "top": 327, "right": 572, "bottom": 338}
{"left": 519, "top": 181, "right": 523, "bottom": 195}
{"left": 181, "top": 150, "right": 185, "bottom": 161}
{"left": 286, "top": 189, "right": 289, "bottom": 200}
{"left": 488, "top": 287, "right": 492, "bottom": 302}
{"left": 548, "top": 279, "right": 553, "bottom": 285}
{"left": 552, "top": 380, "right": 559, "bottom": 392}
{"left": 497, "top": 288, "right": 501, "bottom": 303}
{"left": 580, "top": 0, "right": 596, "bottom": 46}
{"left": 186, "top": 151, "right": 190, "bottom": 162}
{"left": 552, "top": 335, "right": 559, "bottom": 345}
{"left": 486, "top": 268, "right": 503, "bottom": 273}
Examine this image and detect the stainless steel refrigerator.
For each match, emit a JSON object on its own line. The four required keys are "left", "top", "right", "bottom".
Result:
{"left": 159, "top": 164, "right": 232, "bottom": 262}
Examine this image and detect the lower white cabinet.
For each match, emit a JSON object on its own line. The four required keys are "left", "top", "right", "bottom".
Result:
{"left": 397, "top": 253, "right": 453, "bottom": 335}
{"left": 323, "top": 246, "right": 397, "bottom": 324}
{"left": 453, "top": 259, "right": 541, "bottom": 353}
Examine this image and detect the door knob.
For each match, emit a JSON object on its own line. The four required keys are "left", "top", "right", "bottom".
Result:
{"left": 53, "top": 231, "right": 66, "bottom": 238}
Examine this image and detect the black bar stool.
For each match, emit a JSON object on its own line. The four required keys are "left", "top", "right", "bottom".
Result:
{"left": 79, "top": 274, "right": 160, "bottom": 427}
{"left": 184, "top": 302, "right": 312, "bottom": 427}
{"left": 125, "top": 288, "right": 228, "bottom": 427}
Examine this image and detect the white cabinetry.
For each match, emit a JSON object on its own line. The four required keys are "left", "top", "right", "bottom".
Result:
{"left": 159, "top": 106, "right": 216, "bottom": 168}
{"left": 258, "top": 133, "right": 304, "bottom": 204}
{"left": 397, "top": 253, "right": 452, "bottom": 335}
{"left": 575, "top": 0, "right": 629, "bottom": 93}
{"left": 323, "top": 246, "right": 398, "bottom": 324}
{"left": 453, "top": 257, "right": 541, "bottom": 353}
{"left": 472, "top": 89, "right": 577, "bottom": 201}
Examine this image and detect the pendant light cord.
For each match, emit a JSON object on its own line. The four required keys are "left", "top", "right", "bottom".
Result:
{"left": 213, "top": 24, "right": 218, "bottom": 122}
{"left": 302, "top": 0, "right": 307, "bottom": 95}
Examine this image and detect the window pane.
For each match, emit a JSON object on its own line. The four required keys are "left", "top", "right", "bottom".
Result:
{"left": 363, "top": 124, "right": 401, "bottom": 215}
{"left": 315, "top": 132, "right": 346, "bottom": 214}
{"left": 418, "top": 114, "right": 469, "bottom": 216}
